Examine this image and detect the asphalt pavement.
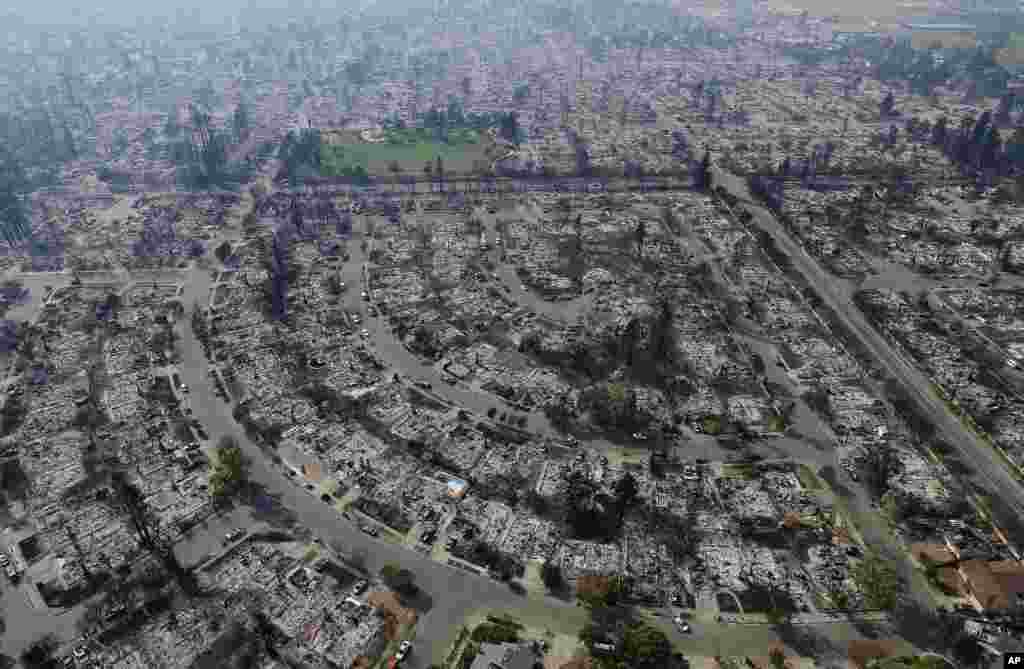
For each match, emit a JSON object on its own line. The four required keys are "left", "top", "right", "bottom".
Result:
{"left": 174, "top": 269, "right": 580, "bottom": 668}
{"left": 341, "top": 219, "right": 557, "bottom": 435}
{"left": 711, "top": 165, "right": 1024, "bottom": 531}
{"left": 478, "top": 203, "right": 592, "bottom": 325}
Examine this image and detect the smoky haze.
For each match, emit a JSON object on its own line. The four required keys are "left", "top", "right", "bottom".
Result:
{"left": 2, "top": 0, "right": 422, "bottom": 30}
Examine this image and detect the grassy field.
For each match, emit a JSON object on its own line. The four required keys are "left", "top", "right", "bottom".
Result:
{"left": 604, "top": 447, "right": 649, "bottom": 467}
{"left": 720, "top": 463, "right": 756, "bottom": 479}
{"left": 796, "top": 464, "right": 824, "bottom": 491}
{"left": 321, "top": 128, "right": 493, "bottom": 176}
{"left": 778, "top": 0, "right": 936, "bottom": 32}
{"left": 433, "top": 604, "right": 591, "bottom": 666}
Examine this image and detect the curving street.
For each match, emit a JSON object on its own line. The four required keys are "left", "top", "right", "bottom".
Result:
{"left": 174, "top": 271, "right": 582, "bottom": 668}
{"left": 711, "top": 164, "right": 1024, "bottom": 531}
{"left": 344, "top": 216, "right": 558, "bottom": 435}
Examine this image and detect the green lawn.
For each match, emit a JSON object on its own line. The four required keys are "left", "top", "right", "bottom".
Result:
{"left": 321, "top": 128, "right": 492, "bottom": 176}
{"left": 796, "top": 464, "right": 824, "bottom": 490}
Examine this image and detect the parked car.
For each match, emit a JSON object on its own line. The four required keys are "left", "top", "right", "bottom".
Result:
{"left": 351, "top": 580, "right": 368, "bottom": 596}
{"left": 673, "top": 616, "right": 691, "bottom": 633}
{"left": 225, "top": 529, "right": 245, "bottom": 543}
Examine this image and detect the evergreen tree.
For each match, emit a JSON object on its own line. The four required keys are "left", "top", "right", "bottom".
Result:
{"left": 696, "top": 150, "right": 712, "bottom": 190}
{"left": 880, "top": 90, "right": 895, "bottom": 117}
{"left": 499, "top": 112, "right": 520, "bottom": 145}
{"left": 931, "top": 116, "right": 947, "bottom": 146}
{"left": 232, "top": 100, "right": 251, "bottom": 142}
{"left": 1006, "top": 124, "right": 1024, "bottom": 172}
{"left": 972, "top": 110, "right": 993, "bottom": 148}
{"left": 996, "top": 93, "right": 1015, "bottom": 127}
{"left": 981, "top": 125, "right": 1002, "bottom": 171}
{"left": 0, "top": 146, "right": 30, "bottom": 245}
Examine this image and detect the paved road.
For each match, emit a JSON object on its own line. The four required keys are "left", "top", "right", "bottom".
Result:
{"left": 711, "top": 164, "right": 1024, "bottom": 532}
{"left": 344, "top": 218, "right": 557, "bottom": 435}
{"left": 477, "top": 203, "right": 592, "bottom": 325}
{"left": 645, "top": 607, "right": 914, "bottom": 662}
{"left": 813, "top": 466, "right": 939, "bottom": 615}
{"left": 175, "top": 270, "right": 581, "bottom": 669}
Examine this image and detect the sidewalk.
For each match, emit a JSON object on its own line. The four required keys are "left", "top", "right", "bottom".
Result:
{"left": 716, "top": 610, "right": 890, "bottom": 625}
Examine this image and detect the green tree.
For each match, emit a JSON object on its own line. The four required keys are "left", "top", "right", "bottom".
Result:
{"left": 111, "top": 127, "right": 130, "bottom": 156}
{"left": 622, "top": 622, "right": 672, "bottom": 668}
{"left": 769, "top": 647, "right": 787, "bottom": 669}
{"left": 852, "top": 551, "right": 899, "bottom": 611}
{"left": 209, "top": 436, "right": 247, "bottom": 498}
{"left": 232, "top": 100, "right": 251, "bottom": 142}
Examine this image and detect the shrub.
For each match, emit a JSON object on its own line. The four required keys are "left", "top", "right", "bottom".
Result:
{"left": 471, "top": 623, "right": 519, "bottom": 644}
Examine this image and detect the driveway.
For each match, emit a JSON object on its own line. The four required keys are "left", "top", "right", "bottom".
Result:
{"left": 477, "top": 203, "right": 592, "bottom": 326}
{"left": 343, "top": 218, "right": 557, "bottom": 435}
{"left": 710, "top": 165, "right": 1024, "bottom": 533}
{"left": 173, "top": 286, "right": 581, "bottom": 667}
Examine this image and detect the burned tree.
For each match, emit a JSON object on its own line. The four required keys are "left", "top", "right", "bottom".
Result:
{"left": 860, "top": 445, "right": 903, "bottom": 500}
{"left": 109, "top": 471, "right": 199, "bottom": 595}
{"left": 262, "top": 225, "right": 296, "bottom": 321}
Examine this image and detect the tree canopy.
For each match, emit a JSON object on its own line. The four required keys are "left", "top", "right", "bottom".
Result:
{"left": 209, "top": 436, "right": 247, "bottom": 498}
{"left": 852, "top": 550, "right": 900, "bottom": 611}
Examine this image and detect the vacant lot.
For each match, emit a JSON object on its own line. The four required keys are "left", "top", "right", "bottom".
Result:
{"left": 321, "top": 129, "right": 494, "bottom": 176}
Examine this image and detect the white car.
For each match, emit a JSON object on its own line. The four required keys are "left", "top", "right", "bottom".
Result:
{"left": 395, "top": 640, "right": 413, "bottom": 661}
